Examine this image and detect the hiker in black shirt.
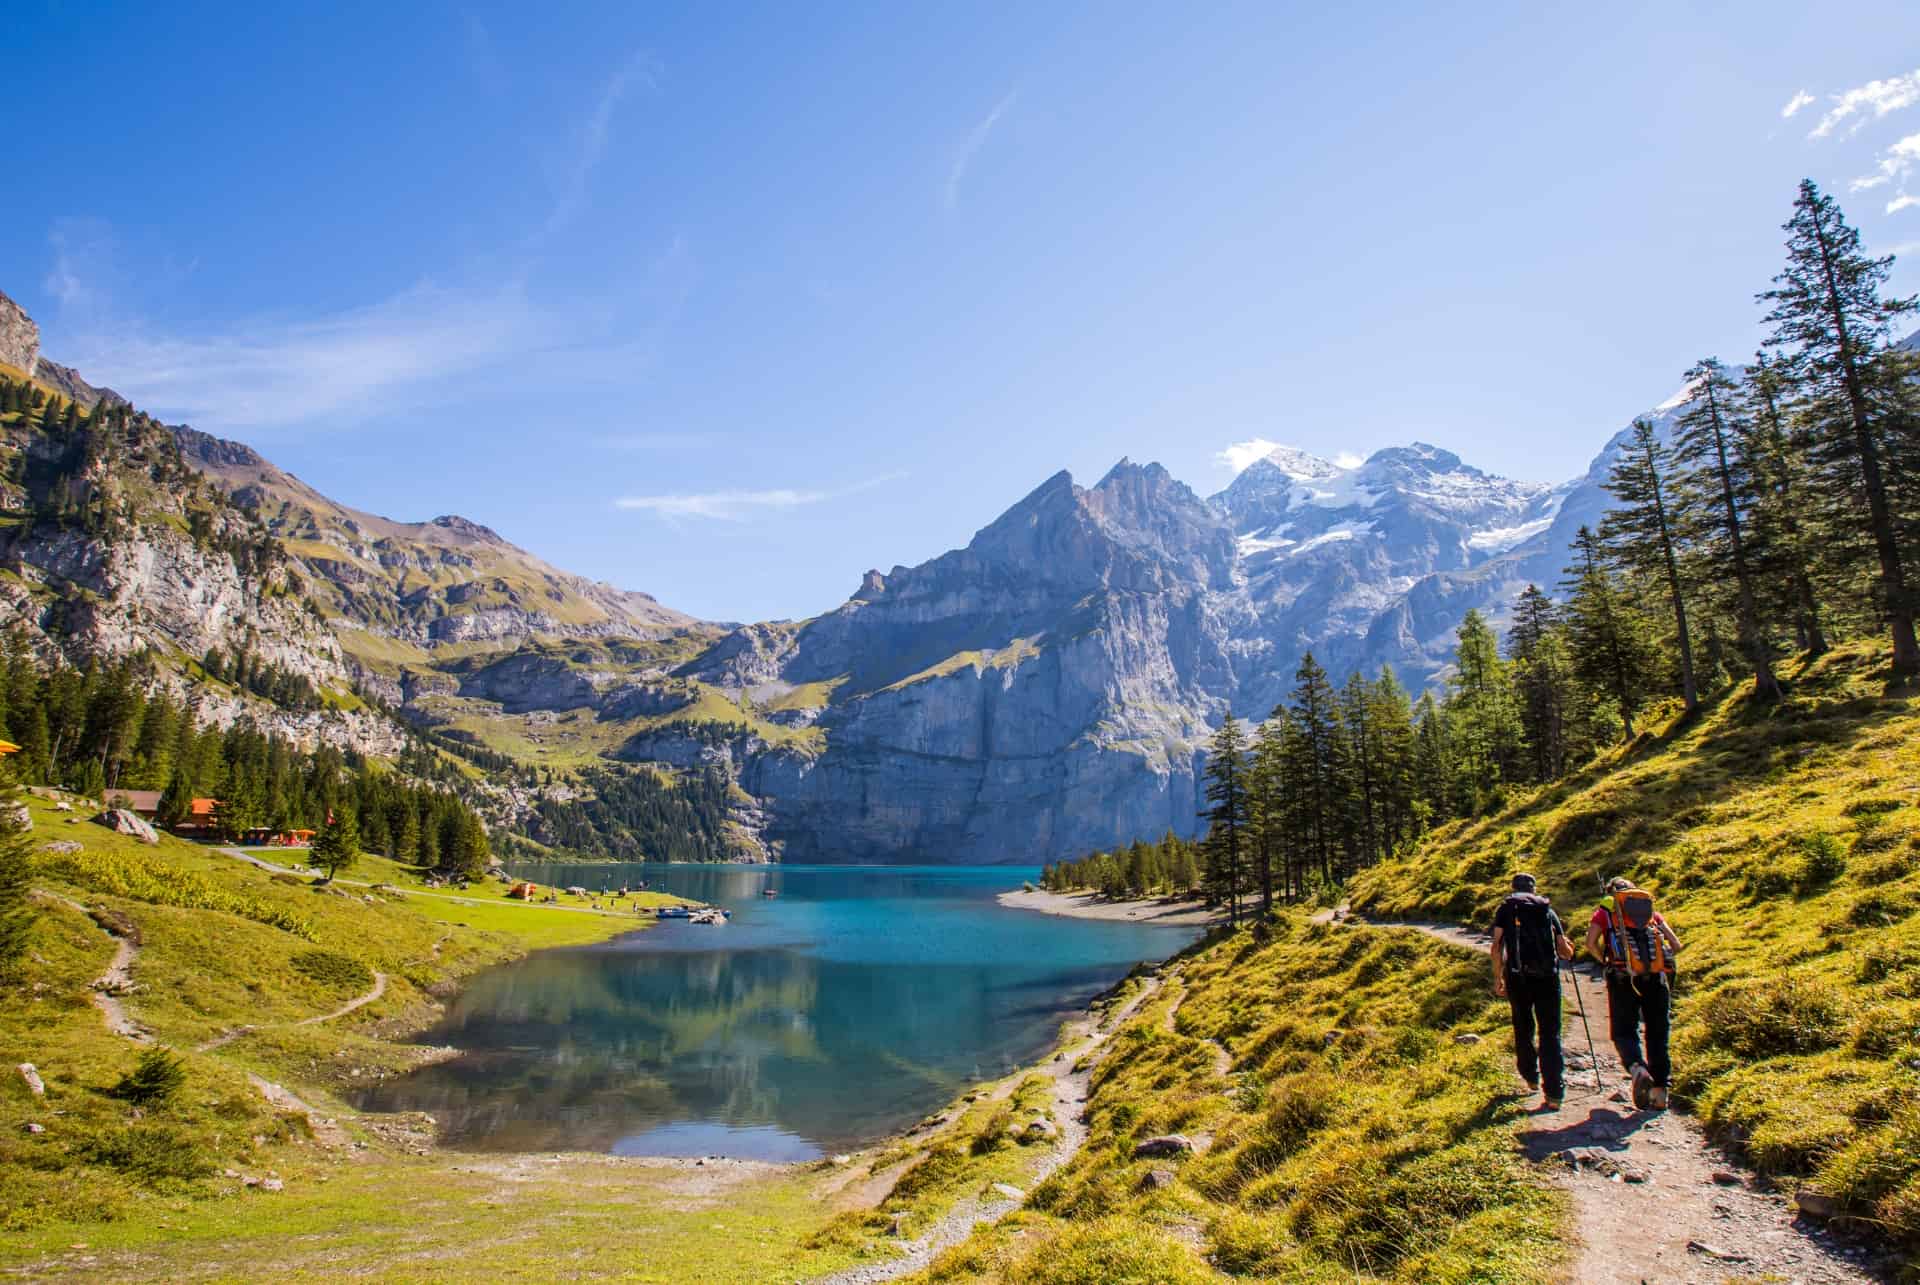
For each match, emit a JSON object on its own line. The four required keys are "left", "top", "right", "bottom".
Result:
{"left": 1490, "top": 872, "right": 1576, "bottom": 1109}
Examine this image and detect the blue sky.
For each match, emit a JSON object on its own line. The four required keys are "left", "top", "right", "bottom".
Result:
{"left": 5, "top": 2, "right": 1919, "bottom": 622}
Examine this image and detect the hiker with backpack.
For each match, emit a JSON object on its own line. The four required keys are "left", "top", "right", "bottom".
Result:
{"left": 1490, "top": 872, "right": 1576, "bottom": 1109}
{"left": 1586, "top": 876, "right": 1683, "bottom": 1110}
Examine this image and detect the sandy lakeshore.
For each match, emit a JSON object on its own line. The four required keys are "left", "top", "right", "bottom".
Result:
{"left": 996, "top": 887, "right": 1220, "bottom": 927}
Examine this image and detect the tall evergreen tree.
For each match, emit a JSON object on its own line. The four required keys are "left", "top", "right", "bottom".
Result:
{"left": 1742, "top": 351, "right": 1830, "bottom": 655}
{"left": 1507, "top": 585, "right": 1572, "bottom": 780}
{"left": 1673, "top": 357, "right": 1782, "bottom": 700}
{"left": 1760, "top": 180, "right": 1919, "bottom": 677}
{"left": 1563, "top": 526, "right": 1659, "bottom": 738}
{"left": 1200, "top": 711, "right": 1251, "bottom": 926}
{"left": 312, "top": 806, "right": 361, "bottom": 882}
{"left": 1446, "top": 609, "right": 1524, "bottom": 805}
{"left": 1288, "top": 654, "right": 1347, "bottom": 883}
{"left": 1602, "top": 418, "right": 1701, "bottom": 711}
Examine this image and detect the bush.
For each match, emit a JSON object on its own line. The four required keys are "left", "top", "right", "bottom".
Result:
{"left": 1794, "top": 832, "right": 1849, "bottom": 889}
{"left": 289, "top": 948, "right": 373, "bottom": 991}
{"left": 112, "top": 1048, "right": 188, "bottom": 1106}
{"left": 1699, "top": 975, "right": 1847, "bottom": 1058}
{"left": 75, "top": 1124, "right": 213, "bottom": 1185}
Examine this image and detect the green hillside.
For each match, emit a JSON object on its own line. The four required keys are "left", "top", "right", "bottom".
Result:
{"left": 1350, "top": 641, "right": 1920, "bottom": 1245}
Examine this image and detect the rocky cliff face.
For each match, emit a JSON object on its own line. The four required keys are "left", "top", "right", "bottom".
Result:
{"left": 0, "top": 289, "right": 39, "bottom": 378}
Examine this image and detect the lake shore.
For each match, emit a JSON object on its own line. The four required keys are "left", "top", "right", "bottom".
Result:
{"left": 997, "top": 886, "right": 1221, "bottom": 927}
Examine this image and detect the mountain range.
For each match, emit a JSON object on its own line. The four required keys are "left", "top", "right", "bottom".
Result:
{"left": 0, "top": 286, "right": 1762, "bottom": 862}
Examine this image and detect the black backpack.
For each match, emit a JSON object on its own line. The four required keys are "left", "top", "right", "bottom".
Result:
{"left": 1503, "top": 892, "right": 1559, "bottom": 979}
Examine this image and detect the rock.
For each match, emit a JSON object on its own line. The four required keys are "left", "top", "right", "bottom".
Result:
{"left": 1558, "top": 1146, "right": 1647, "bottom": 1183}
{"left": 1453, "top": 1032, "right": 1483, "bottom": 1045}
{"left": 1686, "top": 1241, "right": 1749, "bottom": 1263}
{"left": 3, "top": 803, "right": 29, "bottom": 832}
{"left": 829, "top": 1154, "right": 852, "bottom": 1166}
{"left": 17, "top": 1064, "right": 45, "bottom": 1096}
{"left": 22, "top": 1122, "right": 45, "bottom": 1135}
{"left": 1138, "top": 1167, "right": 1177, "bottom": 1191}
{"left": 90, "top": 809, "right": 158, "bottom": 845}
{"left": 1710, "top": 1170, "right": 1742, "bottom": 1187}
{"left": 990, "top": 1183, "right": 1026, "bottom": 1202}
{"left": 38, "top": 839, "right": 82, "bottom": 855}
{"left": 1021, "top": 1116, "right": 1060, "bottom": 1143}
{"left": 259, "top": 1178, "right": 284, "bottom": 1192}
{"left": 1794, "top": 1188, "right": 1840, "bottom": 1221}
{"left": 1132, "top": 1134, "right": 1194, "bottom": 1159}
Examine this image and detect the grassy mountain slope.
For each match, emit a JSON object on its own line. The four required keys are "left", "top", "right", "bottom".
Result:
{"left": 1349, "top": 641, "right": 1920, "bottom": 1247}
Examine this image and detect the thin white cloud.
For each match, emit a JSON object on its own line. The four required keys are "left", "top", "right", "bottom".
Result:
{"left": 1809, "top": 68, "right": 1920, "bottom": 138}
{"left": 1891, "top": 194, "right": 1920, "bottom": 215}
{"left": 1780, "top": 89, "right": 1815, "bottom": 119}
{"left": 944, "top": 91, "right": 1017, "bottom": 210}
{"left": 1851, "top": 132, "right": 1920, "bottom": 210}
{"left": 544, "top": 50, "right": 657, "bottom": 238}
{"left": 1217, "top": 437, "right": 1283, "bottom": 474}
{"left": 616, "top": 472, "right": 906, "bottom": 520}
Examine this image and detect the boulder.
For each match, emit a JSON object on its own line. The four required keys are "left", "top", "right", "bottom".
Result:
{"left": 1138, "top": 1167, "right": 1177, "bottom": 1191}
{"left": 38, "top": 840, "right": 82, "bottom": 856}
{"left": 1132, "top": 1134, "right": 1194, "bottom": 1159}
{"left": 17, "top": 1064, "right": 45, "bottom": 1096}
{"left": 90, "top": 809, "right": 158, "bottom": 845}
{"left": 3, "top": 803, "right": 29, "bottom": 832}
{"left": 1793, "top": 1188, "right": 1840, "bottom": 1221}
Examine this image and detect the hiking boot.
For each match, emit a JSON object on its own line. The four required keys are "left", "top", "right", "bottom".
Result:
{"left": 1629, "top": 1064, "right": 1653, "bottom": 1110}
{"left": 1646, "top": 1084, "right": 1669, "bottom": 1111}
{"left": 1542, "top": 1092, "right": 1563, "bottom": 1110}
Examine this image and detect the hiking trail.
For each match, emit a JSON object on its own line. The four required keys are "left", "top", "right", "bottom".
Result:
{"left": 815, "top": 976, "right": 1162, "bottom": 1284}
{"left": 35, "top": 890, "right": 149, "bottom": 1043}
{"left": 197, "top": 970, "right": 388, "bottom": 1053}
{"left": 1315, "top": 909, "right": 1890, "bottom": 1284}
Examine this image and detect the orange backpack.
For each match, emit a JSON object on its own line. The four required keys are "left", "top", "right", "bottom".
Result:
{"left": 1605, "top": 889, "right": 1672, "bottom": 975}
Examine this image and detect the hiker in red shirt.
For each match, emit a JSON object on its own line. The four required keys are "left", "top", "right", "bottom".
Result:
{"left": 1586, "top": 876, "right": 1683, "bottom": 1110}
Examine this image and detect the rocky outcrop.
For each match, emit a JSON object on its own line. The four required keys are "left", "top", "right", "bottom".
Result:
{"left": 0, "top": 289, "right": 38, "bottom": 377}
{"left": 91, "top": 809, "right": 158, "bottom": 844}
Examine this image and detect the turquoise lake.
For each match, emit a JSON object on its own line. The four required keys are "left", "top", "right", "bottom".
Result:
{"left": 355, "top": 863, "right": 1196, "bottom": 1161}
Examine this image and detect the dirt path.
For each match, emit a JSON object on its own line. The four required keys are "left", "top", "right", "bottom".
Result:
{"left": 35, "top": 890, "right": 149, "bottom": 1043}
{"left": 1163, "top": 980, "right": 1233, "bottom": 1078}
{"left": 816, "top": 977, "right": 1163, "bottom": 1284}
{"left": 196, "top": 971, "right": 388, "bottom": 1052}
{"left": 1320, "top": 910, "right": 1888, "bottom": 1284}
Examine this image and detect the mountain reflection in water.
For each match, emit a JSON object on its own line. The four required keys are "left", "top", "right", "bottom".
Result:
{"left": 354, "top": 864, "right": 1193, "bottom": 1160}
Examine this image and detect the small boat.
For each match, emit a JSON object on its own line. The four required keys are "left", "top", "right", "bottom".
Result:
{"left": 762, "top": 888, "right": 779, "bottom": 898}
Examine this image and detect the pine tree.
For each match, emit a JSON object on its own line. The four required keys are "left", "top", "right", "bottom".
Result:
{"left": 1742, "top": 351, "right": 1829, "bottom": 655}
{"left": 1200, "top": 712, "right": 1251, "bottom": 926}
{"left": 1672, "top": 357, "right": 1782, "bottom": 699}
{"left": 1446, "top": 609, "right": 1524, "bottom": 806}
{"left": 1507, "top": 585, "right": 1572, "bottom": 780}
{"left": 312, "top": 807, "right": 361, "bottom": 882}
{"left": 1287, "top": 654, "right": 1346, "bottom": 884}
{"left": 1365, "top": 666, "right": 1415, "bottom": 856}
{"left": 1563, "top": 526, "right": 1659, "bottom": 739}
{"left": 1760, "top": 180, "right": 1919, "bottom": 677}
{"left": 1602, "top": 418, "right": 1701, "bottom": 711}
{"left": 1248, "top": 715, "right": 1287, "bottom": 916}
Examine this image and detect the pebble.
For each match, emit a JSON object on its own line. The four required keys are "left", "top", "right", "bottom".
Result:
{"left": 1711, "top": 1170, "right": 1742, "bottom": 1187}
{"left": 22, "top": 1122, "right": 45, "bottom": 1135}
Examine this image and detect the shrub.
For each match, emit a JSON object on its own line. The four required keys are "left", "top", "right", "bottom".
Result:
{"left": 289, "top": 948, "right": 373, "bottom": 991}
{"left": 76, "top": 1124, "right": 214, "bottom": 1185}
{"left": 1698, "top": 975, "right": 1847, "bottom": 1058}
{"left": 112, "top": 1048, "right": 188, "bottom": 1106}
{"left": 1794, "top": 832, "right": 1849, "bottom": 889}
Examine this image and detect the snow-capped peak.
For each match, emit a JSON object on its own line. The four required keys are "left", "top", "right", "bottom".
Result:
{"left": 1260, "top": 445, "right": 1341, "bottom": 481}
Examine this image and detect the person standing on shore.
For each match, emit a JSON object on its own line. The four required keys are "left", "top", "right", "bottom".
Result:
{"left": 1491, "top": 872, "right": 1576, "bottom": 1109}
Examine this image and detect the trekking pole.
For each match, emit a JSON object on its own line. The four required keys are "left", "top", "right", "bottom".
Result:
{"left": 1564, "top": 958, "right": 1603, "bottom": 1092}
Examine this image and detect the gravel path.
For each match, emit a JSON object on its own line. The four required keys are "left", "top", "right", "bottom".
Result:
{"left": 1321, "top": 911, "right": 1893, "bottom": 1283}
{"left": 815, "top": 977, "right": 1163, "bottom": 1285}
